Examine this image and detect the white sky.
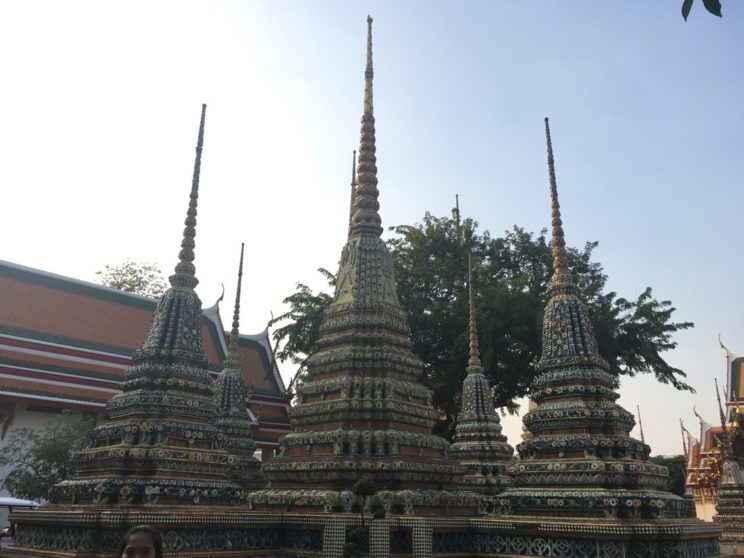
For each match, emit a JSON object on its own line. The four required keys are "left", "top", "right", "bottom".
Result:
{"left": 1, "top": 1, "right": 742, "bottom": 455}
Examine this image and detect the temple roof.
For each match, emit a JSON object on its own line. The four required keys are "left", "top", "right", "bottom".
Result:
{"left": 0, "top": 258, "right": 288, "bottom": 446}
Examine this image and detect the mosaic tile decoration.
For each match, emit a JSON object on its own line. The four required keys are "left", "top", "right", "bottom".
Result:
{"left": 249, "top": 17, "right": 476, "bottom": 517}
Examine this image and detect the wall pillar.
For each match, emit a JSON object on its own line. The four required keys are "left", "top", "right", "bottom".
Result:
{"left": 321, "top": 520, "right": 345, "bottom": 558}
{"left": 412, "top": 521, "right": 432, "bottom": 558}
{"left": 369, "top": 520, "right": 389, "bottom": 558}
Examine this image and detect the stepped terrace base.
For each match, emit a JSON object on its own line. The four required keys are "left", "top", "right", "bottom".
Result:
{"left": 7, "top": 507, "right": 721, "bottom": 558}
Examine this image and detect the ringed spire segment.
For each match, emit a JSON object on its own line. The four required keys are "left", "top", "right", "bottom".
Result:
{"left": 350, "top": 16, "right": 382, "bottom": 237}
{"left": 224, "top": 243, "right": 245, "bottom": 370}
{"left": 172, "top": 103, "right": 206, "bottom": 289}
{"left": 544, "top": 117, "right": 573, "bottom": 288}
{"left": 467, "top": 254, "right": 482, "bottom": 370}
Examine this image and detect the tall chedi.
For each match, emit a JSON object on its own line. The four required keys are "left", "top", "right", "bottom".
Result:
{"left": 500, "top": 118, "right": 706, "bottom": 521}
{"left": 51, "top": 105, "right": 246, "bottom": 507}
{"left": 213, "top": 243, "right": 266, "bottom": 491}
{"left": 250, "top": 17, "right": 477, "bottom": 516}
{"left": 449, "top": 257, "right": 513, "bottom": 499}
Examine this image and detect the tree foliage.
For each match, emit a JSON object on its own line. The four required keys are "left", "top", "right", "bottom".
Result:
{"left": 648, "top": 454, "right": 686, "bottom": 496}
{"left": 96, "top": 259, "right": 167, "bottom": 297}
{"left": 271, "top": 211, "right": 694, "bottom": 438}
{"left": 0, "top": 412, "right": 93, "bottom": 500}
{"left": 270, "top": 268, "right": 335, "bottom": 399}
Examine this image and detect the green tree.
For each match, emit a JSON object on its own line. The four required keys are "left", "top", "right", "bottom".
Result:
{"left": 648, "top": 455, "right": 686, "bottom": 496}
{"left": 96, "top": 259, "right": 167, "bottom": 297}
{"left": 270, "top": 268, "right": 335, "bottom": 400}
{"left": 271, "top": 211, "right": 694, "bottom": 438}
{"left": 0, "top": 412, "right": 94, "bottom": 500}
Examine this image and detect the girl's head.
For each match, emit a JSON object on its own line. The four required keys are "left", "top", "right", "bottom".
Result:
{"left": 119, "top": 525, "right": 163, "bottom": 558}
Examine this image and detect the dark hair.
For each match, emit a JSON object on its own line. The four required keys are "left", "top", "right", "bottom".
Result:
{"left": 119, "top": 525, "right": 163, "bottom": 558}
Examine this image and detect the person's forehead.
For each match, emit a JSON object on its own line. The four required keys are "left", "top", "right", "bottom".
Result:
{"left": 126, "top": 533, "right": 154, "bottom": 546}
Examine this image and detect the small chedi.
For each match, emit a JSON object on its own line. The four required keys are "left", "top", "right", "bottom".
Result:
{"left": 494, "top": 118, "right": 720, "bottom": 557}
{"left": 683, "top": 343, "right": 744, "bottom": 533}
{"left": 51, "top": 104, "right": 250, "bottom": 508}
{"left": 501, "top": 118, "right": 692, "bottom": 519}
{"left": 10, "top": 106, "right": 277, "bottom": 558}
{"left": 212, "top": 243, "right": 265, "bottom": 491}
{"left": 448, "top": 259, "right": 514, "bottom": 498}
{"left": 249, "top": 17, "right": 478, "bottom": 516}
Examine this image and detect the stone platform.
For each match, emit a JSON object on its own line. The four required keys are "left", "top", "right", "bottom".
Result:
{"left": 7, "top": 508, "right": 721, "bottom": 558}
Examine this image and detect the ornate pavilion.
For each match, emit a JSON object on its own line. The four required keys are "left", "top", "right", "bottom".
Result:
{"left": 682, "top": 350, "right": 744, "bottom": 553}
{"left": 5, "top": 16, "right": 724, "bottom": 558}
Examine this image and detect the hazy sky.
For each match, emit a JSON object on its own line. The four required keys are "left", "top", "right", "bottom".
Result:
{"left": 1, "top": 1, "right": 742, "bottom": 455}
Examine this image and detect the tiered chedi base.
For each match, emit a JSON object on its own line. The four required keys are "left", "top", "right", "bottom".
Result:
{"left": 500, "top": 287, "right": 696, "bottom": 520}
{"left": 52, "top": 287, "right": 246, "bottom": 507}
{"left": 448, "top": 372, "right": 514, "bottom": 497}
{"left": 251, "top": 239, "right": 477, "bottom": 515}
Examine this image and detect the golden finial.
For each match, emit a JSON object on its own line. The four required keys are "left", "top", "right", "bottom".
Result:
{"left": 544, "top": 117, "right": 573, "bottom": 287}
{"left": 467, "top": 253, "right": 482, "bottom": 370}
{"left": 680, "top": 418, "right": 688, "bottom": 456}
{"left": 171, "top": 104, "right": 207, "bottom": 289}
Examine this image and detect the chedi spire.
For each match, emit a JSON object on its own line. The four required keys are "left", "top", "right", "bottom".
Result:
{"left": 214, "top": 243, "right": 265, "bottom": 491}
{"left": 249, "top": 17, "right": 477, "bottom": 516}
{"left": 172, "top": 103, "right": 206, "bottom": 289}
{"left": 449, "top": 255, "right": 514, "bottom": 500}
{"left": 349, "top": 16, "right": 382, "bottom": 238}
{"left": 544, "top": 117, "right": 572, "bottom": 288}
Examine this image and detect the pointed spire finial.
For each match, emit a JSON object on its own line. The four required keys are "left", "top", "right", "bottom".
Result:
{"left": 171, "top": 104, "right": 206, "bottom": 289}
{"left": 636, "top": 405, "right": 645, "bottom": 444}
{"left": 544, "top": 117, "right": 573, "bottom": 287}
{"left": 364, "top": 15, "right": 374, "bottom": 114}
{"left": 680, "top": 418, "right": 688, "bottom": 457}
{"left": 224, "top": 243, "right": 245, "bottom": 370}
{"left": 348, "top": 149, "right": 357, "bottom": 236}
{"left": 467, "top": 253, "right": 482, "bottom": 370}
{"left": 715, "top": 377, "right": 733, "bottom": 458}
{"left": 350, "top": 16, "right": 383, "bottom": 237}
{"left": 455, "top": 194, "right": 462, "bottom": 244}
